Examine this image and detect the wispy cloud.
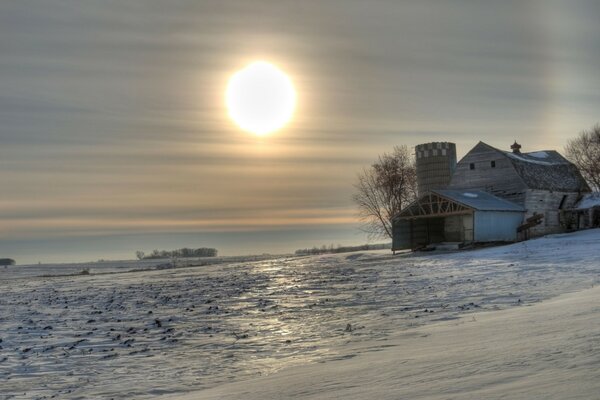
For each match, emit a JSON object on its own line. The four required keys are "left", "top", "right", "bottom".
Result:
{"left": 2, "top": 1, "right": 600, "bottom": 261}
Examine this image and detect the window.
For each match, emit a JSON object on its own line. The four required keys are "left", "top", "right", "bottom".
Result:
{"left": 469, "top": 163, "right": 475, "bottom": 170}
{"left": 491, "top": 161, "right": 496, "bottom": 168}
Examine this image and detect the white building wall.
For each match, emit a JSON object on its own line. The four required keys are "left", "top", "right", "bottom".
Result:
{"left": 474, "top": 211, "right": 524, "bottom": 242}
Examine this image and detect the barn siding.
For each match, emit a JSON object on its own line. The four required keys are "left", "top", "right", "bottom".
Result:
{"left": 448, "top": 142, "right": 527, "bottom": 205}
{"left": 474, "top": 211, "right": 523, "bottom": 242}
{"left": 392, "top": 219, "right": 412, "bottom": 250}
{"left": 523, "top": 190, "right": 581, "bottom": 236}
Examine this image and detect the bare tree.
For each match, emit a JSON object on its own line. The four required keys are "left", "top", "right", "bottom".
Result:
{"left": 565, "top": 124, "right": 600, "bottom": 191}
{"left": 353, "top": 145, "right": 417, "bottom": 239}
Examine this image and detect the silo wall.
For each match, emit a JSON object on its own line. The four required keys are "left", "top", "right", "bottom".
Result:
{"left": 415, "top": 142, "right": 457, "bottom": 195}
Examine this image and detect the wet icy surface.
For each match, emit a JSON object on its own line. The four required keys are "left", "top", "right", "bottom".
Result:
{"left": 1, "top": 230, "right": 600, "bottom": 399}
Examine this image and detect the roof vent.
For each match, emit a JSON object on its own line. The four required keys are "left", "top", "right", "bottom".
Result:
{"left": 510, "top": 141, "right": 522, "bottom": 154}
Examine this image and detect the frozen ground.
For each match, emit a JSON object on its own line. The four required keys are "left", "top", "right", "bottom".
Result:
{"left": 1, "top": 254, "right": 280, "bottom": 281}
{"left": 1, "top": 229, "right": 599, "bottom": 399}
{"left": 173, "top": 278, "right": 600, "bottom": 400}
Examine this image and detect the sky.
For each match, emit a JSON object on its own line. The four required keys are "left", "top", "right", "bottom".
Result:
{"left": 2, "top": 0, "right": 600, "bottom": 264}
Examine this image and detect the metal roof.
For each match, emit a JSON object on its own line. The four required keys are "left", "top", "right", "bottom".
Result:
{"left": 433, "top": 189, "right": 526, "bottom": 212}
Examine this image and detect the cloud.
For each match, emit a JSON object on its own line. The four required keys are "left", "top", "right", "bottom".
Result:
{"left": 2, "top": 1, "right": 600, "bottom": 261}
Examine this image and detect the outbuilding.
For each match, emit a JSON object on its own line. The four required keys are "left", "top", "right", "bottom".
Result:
{"left": 562, "top": 192, "right": 600, "bottom": 230}
{"left": 392, "top": 189, "right": 525, "bottom": 251}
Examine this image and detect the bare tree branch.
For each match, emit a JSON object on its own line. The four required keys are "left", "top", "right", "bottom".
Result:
{"left": 353, "top": 145, "right": 417, "bottom": 239}
{"left": 565, "top": 124, "right": 600, "bottom": 191}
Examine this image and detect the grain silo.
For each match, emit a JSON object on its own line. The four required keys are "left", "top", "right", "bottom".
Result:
{"left": 415, "top": 142, "right": 457, "bottom": 195}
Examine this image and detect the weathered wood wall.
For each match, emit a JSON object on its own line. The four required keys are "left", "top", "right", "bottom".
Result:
{"left": 448, "top": 142, "right": 527, "bottom": 205}
{"left": 524, "top": 190, "right": 581, "bottom": 236}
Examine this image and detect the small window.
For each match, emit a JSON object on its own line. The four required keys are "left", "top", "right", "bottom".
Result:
{"left": 491, "top": 161, "right": 496, "bottom": 168}
{"left": 469, "top": 163, "right": 475, "bottom": 170}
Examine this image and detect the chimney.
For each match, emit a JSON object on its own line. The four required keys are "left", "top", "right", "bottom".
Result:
{"left": 511, "top": 140, "right": 522, "bottom": 154}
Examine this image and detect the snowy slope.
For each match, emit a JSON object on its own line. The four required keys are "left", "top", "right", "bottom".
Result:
{"left": 175, "top": 284, "right": 600, "bottom": 400}
{"left": 1, "top": 229, "right": 599, "bottom": 399}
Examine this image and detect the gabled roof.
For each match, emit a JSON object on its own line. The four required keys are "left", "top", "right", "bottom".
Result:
{"left": 477, "top": 142, "right": 591, "bottom": 192}
{"left": 396, "top": 189, "right": 525, "bottom": 220}
{"left": 434, "top": 189, "right": 525, "bottom": 212}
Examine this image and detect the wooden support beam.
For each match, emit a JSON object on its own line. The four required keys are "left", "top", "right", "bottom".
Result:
{"left": 399, "top": 211, "right": 473, "bottom": 220}
{"left": 398, "top": 193, "right": 474, "bottom": 219}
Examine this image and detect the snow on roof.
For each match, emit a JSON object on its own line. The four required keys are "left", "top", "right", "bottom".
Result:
{"left": 480, "top": 144, "right": 592, "bottom": 192}
{"left": 504, "top": 150, "right": 565, "bottom": 166}
{"left": 529, "top": 151, "right": 548, "bottom": 159}
{"left": 575, "top": 192, "right": 600, "bottom": 209}
{"left": 434, "top": 189, "right": 525, "bottom": 212}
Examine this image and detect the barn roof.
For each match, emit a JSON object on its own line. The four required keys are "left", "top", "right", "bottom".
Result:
{"left": 480, "top": 142, "right": 591, "bottom": 192}
{"left": 434, "top": 190, "right": 526, "bottom": 212}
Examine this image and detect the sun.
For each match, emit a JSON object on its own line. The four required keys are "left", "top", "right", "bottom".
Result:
{"left": 226, "top": 61, "right": 296, "bottom": 136}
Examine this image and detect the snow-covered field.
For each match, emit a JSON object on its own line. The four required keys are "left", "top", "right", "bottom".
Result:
{"left": 1, "top": 254, "right": 279, "bottom": 281}
{"left": 1, "top": 230, "right": 599, "bottom": 399}
{"left": 175, "top": 277, "right": 600, "bottom": 400}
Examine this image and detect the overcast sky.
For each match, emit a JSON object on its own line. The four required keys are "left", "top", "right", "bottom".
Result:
{"left": 2, "top": 1, "right": 600, "bottom": 263}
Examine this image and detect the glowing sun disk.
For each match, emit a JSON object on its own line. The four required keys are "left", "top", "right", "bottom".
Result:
{"left": 226, "top": 61, "right": 296, "bottom": 136}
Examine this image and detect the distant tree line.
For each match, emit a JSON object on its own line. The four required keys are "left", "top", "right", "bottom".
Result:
{"left": 294, "top": 243, "right": 391, "bottom": 256}
{"left": 136, "top": 248, "right": 218, "bottom": 260}
{"left": 0, "top": 258, "right": 15, "bottom": 266}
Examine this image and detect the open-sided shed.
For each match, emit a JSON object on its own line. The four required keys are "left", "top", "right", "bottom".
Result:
{"left": 392, "top": 190, "right": 525, "bottom": 251}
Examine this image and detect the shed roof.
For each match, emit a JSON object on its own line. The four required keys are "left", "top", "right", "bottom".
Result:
{"left": 396, "top": 189, "right": 525, "bottom": 220}
{"left": 574, "top": 192, "right": 600, "bottom": 210}
{"left": 434, "top": 190, "right": 526, "bottom": 212}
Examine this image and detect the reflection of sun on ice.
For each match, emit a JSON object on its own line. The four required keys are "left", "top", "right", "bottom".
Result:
{"left": 226, "top": 61, "right": 296, "bottom": 136}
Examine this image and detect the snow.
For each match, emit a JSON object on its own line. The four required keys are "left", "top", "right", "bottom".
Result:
{"left": 168, "top": 285, "right": 600, "bottom": 400}
{"left": 528, "top": 151, "right": 549, "bottom": 158}
{"left": 462, "top": 192, "right": 478, "bottom": 198}
{"left": 2, "top": 254, "right": 278, "bottom": 280}
{"left": 1, "top": 229, "right": 600, "bottom": 399}
{"left": 505, "top": 151, "right": 555, "bottom": 165}
{"left": 576, "top": 192, "right": 600, "bottom": 209}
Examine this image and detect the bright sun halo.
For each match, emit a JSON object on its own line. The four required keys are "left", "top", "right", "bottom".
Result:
{"left": 226, "top": 61, "right": 296, "bottom": 136}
